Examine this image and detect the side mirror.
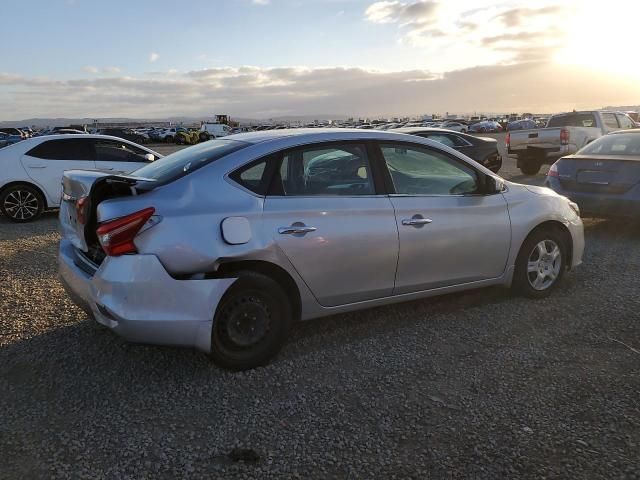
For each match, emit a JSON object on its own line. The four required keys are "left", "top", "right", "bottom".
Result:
{"left": 144, "top": 153, "right": 155, "bottom": 162}
{"left": 483, "top": 175, "right": 502, "bottom": 194}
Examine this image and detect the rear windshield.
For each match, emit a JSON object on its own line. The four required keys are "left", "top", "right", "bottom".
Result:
{"left": 547, "top": 113, "right": 596, "bottom": 128}
{"left": 579, "top": 133, "right": 640, "bottom": 156}
{"left": 131, "top": 139, "right": 248, "bottom": 185}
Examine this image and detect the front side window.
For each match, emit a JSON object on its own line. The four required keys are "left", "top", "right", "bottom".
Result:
{"left": 94, "top": 139, "right": 151, "bottom": 163}
{"left": 273, "top": 144, "right": 374, "bottom": 196}
{"left": 26, "top": 139, "right": 94, "bottom": 160}
{"left": 380, "top": 143, "right": 478, "bottom": 196}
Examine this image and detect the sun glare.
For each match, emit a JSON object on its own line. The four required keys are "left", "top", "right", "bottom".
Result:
{"left": 557, "top": 1, "right": 640, "bottom": 78}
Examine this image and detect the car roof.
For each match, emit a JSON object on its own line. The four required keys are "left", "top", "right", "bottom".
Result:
{"left": 392, "top": 127, "right": 464, "bottom": 135}
{"left": 0, "top": 134, "right": 162, "bottom": 156}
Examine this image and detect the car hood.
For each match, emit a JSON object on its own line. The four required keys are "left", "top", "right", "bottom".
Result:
{"left": 506, "top": 181, "right": 560, "bottom": 197}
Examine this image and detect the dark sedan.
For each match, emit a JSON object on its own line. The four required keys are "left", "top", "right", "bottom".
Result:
{"left": 545, "top": 130, "right": 640, "bottom": 218}
{"left": 97, "top": 128, "right": 149, "bottom": 144}
{"left": 394, "top": 127, "right": 502, "bottom": 173}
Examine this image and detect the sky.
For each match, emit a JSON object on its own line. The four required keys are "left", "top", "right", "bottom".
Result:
{"left": 1, "top": 0, "right": 639, "bottom": 120}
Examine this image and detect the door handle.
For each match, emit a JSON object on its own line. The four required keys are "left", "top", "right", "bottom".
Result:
{"left": 28, "top": 165, "right": 46, "bottom": 169}
{"left": 278, "top": 225, "right": 317, "bottom": 235}
{"left": 402, "top": 218, "right": 433, "bottom": 226}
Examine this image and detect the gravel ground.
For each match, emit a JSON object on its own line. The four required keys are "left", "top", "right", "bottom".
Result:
{"left": 1, "top": 145, "right": 639, "bottom": 479}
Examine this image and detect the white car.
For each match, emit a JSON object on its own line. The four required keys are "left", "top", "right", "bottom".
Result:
{"left": 439, "top": 122, "right": 468, "bottom": 133}
{"left": 200, "top": 123, "right": 233, "bottom": 139}
{"left": 0, "top": 134, "right": 161, "bottom": 222}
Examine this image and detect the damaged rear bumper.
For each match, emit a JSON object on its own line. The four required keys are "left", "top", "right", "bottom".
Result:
{"left": 58, "top": 239, "right": 236, "bottom": 353}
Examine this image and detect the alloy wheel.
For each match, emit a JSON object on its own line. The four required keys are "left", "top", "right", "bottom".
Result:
{"left": 3, "top": 190, "right": 40, "bottom": 220}
{"left": 527, "top": 240, "right": 562, "bottom": 290}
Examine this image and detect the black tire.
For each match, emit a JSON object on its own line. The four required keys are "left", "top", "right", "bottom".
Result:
{"left": 0, "top": 184, "right": 45, "bottom": 222}
{"left": 513, "top": 227, "right": 567, "bottom": 299}
{"left": 210, "top": 271, "right": 293, "bottom": 370}
{"left": 164, "top": 136, "right": 174, "bottom": 143}
{"left": 175, "top": 135, "right": 185, "bottom": 145}
{"left": 519, "top": 159, "right": 541, "bottom": 175}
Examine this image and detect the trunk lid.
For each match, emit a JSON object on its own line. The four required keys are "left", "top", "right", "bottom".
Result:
{"left": 60, "top": 170, "right": 156, "bottom": 261}
{"left": 557, "top": 154, "right": 640, "bottom": 194}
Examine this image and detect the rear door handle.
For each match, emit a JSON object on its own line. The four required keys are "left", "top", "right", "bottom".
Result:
{"left": 278, "top": 225, "right": 317, "bottom": 235}
{"left": 28, "top": 165, "right": 46, "bottom": 169}
{"left": 402, "top": 218, "right": 433, "bottom": 226}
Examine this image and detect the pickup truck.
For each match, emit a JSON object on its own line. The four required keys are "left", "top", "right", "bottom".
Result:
{"left": 507, "top": 110, "right": 636, "bottom": 175}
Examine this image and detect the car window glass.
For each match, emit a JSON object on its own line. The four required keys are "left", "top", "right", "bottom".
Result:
{"left": 576, "top": 113, "right": 596, "bottom": 127}
{"left": 602, "top": 113, "right": 619, "bottom": 129}
{"left": 274, "top": 144, "right": 374, "bottom": 196}
{"left": 26, "top": 139, "right": 95, "bottom": 160}
{"left": 380, "top": 143, "right": 478, "bottom": 195}
{"left": 94, "top": 139, "right": 151, "bottom": 163}
{"left": 547, "top": 114, "right": 576, "bottom": 127}
{"left": 580, "top": 134, "right": 640, "bottom": 155}
{"left": 229, "top": 159, "right": 270, "bottom": 195}
{"left": 616, "top": 114, "right": 634, "bottom": 129}
{"left": 421, "top": 134, "right": 456, "bottom": 148}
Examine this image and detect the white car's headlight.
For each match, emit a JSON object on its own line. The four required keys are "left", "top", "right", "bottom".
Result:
{"left": 568, "top": 201, "right": 580, "bottom": 217}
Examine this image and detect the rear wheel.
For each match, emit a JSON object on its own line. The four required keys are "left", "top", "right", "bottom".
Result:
{"left": 519, "top": 153, "right": 542, "bottom": 175}
{"left": 0, "top": 184, "right": 44, "bottom": 222}
{"left": 513, "top": 228, "right": 566, "bottom": 298}
{"left": 211, "top": 271, "right": 293, "bottom": 370}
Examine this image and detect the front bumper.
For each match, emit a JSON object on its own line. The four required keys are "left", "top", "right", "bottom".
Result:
{"left": 58, "top": 239, "right": 236, "bottom": 353}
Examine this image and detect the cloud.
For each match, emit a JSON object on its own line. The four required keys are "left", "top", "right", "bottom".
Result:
{"left": 149, "top": 52, "right": 160, "bottom": 63}
{"left": 1, "top": 62, "right": 638, "bottom": 121}
{"left": 365, "top": 1, "right": 438, "bottom": 25}
{"left": 252, "top": 0, "right": 270, "bottom": 5}
{"left": 83, "top": 66, "right": 99, "bottom": 74}
{"left": 365, "top": 1, "right": 574, "bottom": 70}
{"left": 83, "top": 66, "right": 122, "bottom": 75}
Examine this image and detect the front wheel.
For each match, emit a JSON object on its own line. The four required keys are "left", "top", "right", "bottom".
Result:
{"left": 211, "top": 271, "right": 293, "bottom": 370}
{"left": 0, "top": 184, "right": 44, "bottom": 222}
{"left": 513, "top": 228, "right": 567, "bottom": 299}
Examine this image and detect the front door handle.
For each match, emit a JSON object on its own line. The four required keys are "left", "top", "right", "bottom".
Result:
{"left": 28, "top": 165, "right": 46, "bottom": 169}
{"left": 278, "top": 225, "right": 317, "bottom": 235}
{"left": 402, "top": 217, "right": 433, "bottom": 226}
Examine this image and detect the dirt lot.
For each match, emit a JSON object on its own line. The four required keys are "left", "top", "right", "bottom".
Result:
{"left": 1, "top": 140, "right": 639, "bottom": 479}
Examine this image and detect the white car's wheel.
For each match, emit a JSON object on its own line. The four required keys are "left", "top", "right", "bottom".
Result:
{"left": 0, "top": 184, "right": 45, "bottom": 223}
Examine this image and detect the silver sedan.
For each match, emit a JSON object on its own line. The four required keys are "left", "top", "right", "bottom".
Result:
{"left": 58, "top": 129, "right": 584, "bottom": 370}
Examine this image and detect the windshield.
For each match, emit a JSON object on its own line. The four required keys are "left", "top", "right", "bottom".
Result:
{"left": 132, "top": 139, "right": 248, "bottom": 185}
{"left": 578, "top": 133, "right": 640, "bottom": 156}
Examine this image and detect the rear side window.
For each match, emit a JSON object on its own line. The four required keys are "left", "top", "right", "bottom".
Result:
{"left": 230, "top": 159, "right": 270, "bottom": 195}
{"left": 602, "top": 113, "right": 619, "bottom": 129}
{"left": 26, "top": 139, "right": 95, "bottom": 160}
{"left": 576, "top": 113, "right": 596, "bottom": 127}
{"left": 94, "top": 139, "right": 151, "bottom": 163}
{"left": 131, "top": 139, "right": 247, "bottom": 184}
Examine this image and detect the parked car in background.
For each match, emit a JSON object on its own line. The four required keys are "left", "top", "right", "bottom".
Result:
{"left": 469, "top": 121, "right": 502, "bottom": 133}
{"left": 0, "top": 131, "right": 24, "bottom": 146}
{"left": 199, "top": 122, "right": 233, "bottom": 141}
{"left": 437, "top": 122, "right": 468, "bottom": 133}
{"left": 0, "top": 127, "right": 27, "bottom": 139}
{"left": 97, "top": 128, "right": 150, "bottom": 144}
{"left": 545, "top": 129, "right": 640, "bottom": 218}
{"left": 175, "top": 127, "right": 200, "bottom": 145}
{"left": 507, "top": 110, "right": 636, "bottom": 175}
{"left": 394, "top": 127, "right": 502, "bottom": 173}
{"left": 58, "top": 128, "right": 583, "bottom": 370}
{"left": 507, "top": 119, "right": 537, "bottom": 131}
{"left": 0, "top": 135, "right": 161, "bottom": 222}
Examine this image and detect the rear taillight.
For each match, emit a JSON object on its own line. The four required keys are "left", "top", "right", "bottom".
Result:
{"left": 96, "top": 207, "right": 155, "bottom": 256}
{"left": 548, "top": 162, "right": 560, "bottom": 178}
{"left": 560, "top": 128, "right": 569, "bottom": 145}
{"left": 506, "top": 132, "right": 510, "bottom": 149}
